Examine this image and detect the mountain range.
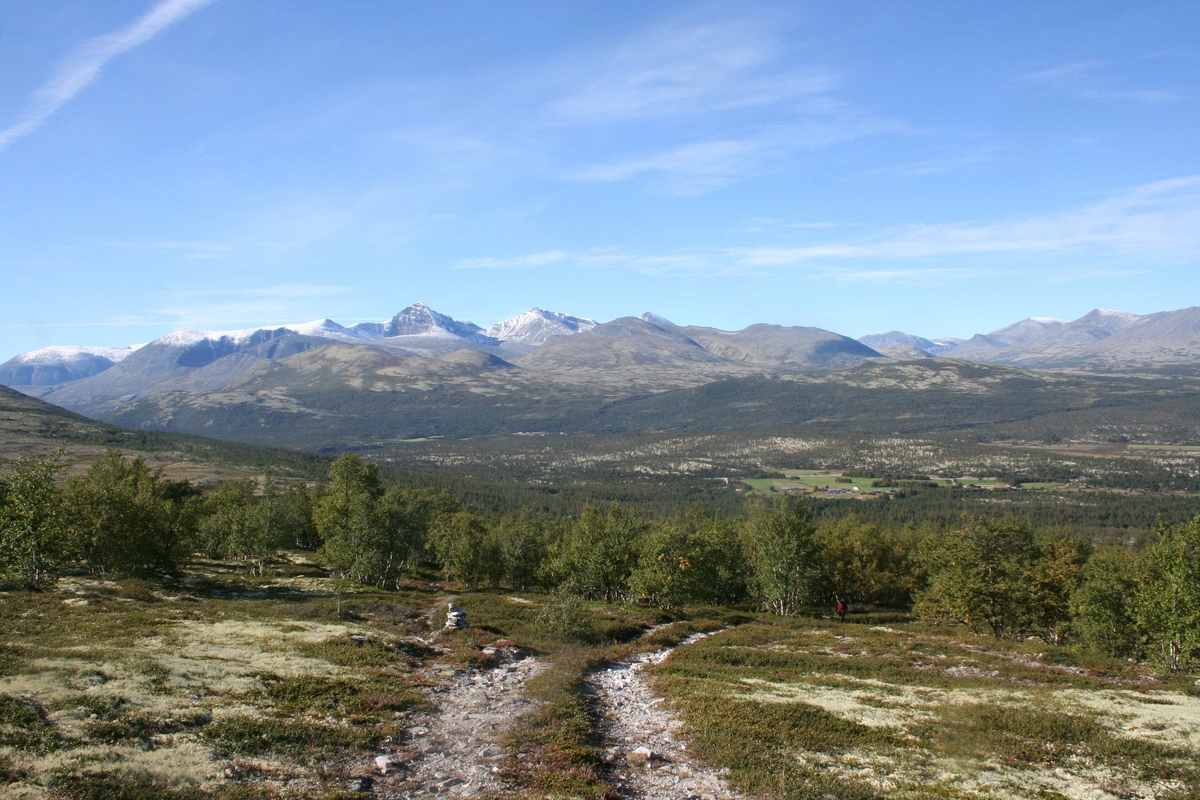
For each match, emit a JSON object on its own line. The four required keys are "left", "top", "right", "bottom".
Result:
{"left": 866, "top": 307, "right": 1200, "bottom": 368}
{"left": 0, "top": 304, "right": 882, "bottom": 416}
{"left": 4, "top": 302, "right": 1200, "bottom": 446}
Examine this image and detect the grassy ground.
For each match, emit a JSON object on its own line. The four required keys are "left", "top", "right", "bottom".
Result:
{"left": 3, "top": 564, "right": 1198, "bottom": 799}
{"left": 648, "top": 612, "right": 1200, "bottom": 800}
{"left": 0, "top": 561, "right": 696, "bottom": 799}
{"left": 0, "top": 559, "right": 447, "bottom": 799}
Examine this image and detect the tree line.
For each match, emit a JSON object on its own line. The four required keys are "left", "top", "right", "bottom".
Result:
{"left": 1, "top": 450, "right": 1198, "bottom": 671}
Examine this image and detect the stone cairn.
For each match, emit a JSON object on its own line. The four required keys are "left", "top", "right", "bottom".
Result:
{"left": 443, "top": 602, "right": 469, "bottom": 632}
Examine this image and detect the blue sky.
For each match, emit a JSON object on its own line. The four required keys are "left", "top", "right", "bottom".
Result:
{"left": 2, "top": 1, "right": 1199, "bottom": 359}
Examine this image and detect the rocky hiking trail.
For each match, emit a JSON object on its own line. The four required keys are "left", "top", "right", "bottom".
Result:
{"left": 362, "top": 606, "right": 737, "bottom": 799}
{"left": 590, "top": 628, "right": 743, "bottom": 800}
{"left": 360, "top": 599, "right": 546, "bottom": 799}
{"left": 370, "top": 639, "right": 548, "bottom": 798}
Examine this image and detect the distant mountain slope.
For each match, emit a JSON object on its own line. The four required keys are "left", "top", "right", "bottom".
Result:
{"left": 857, "top": 332, "right": 965, "bottom": 359}
{"left": 989, "top": 316, "right": 1067, "bottom": 345}
{"left": 1056, "top": 306, "right": 1200, "bottom": 368}
{"left": 16, "top": 303, "right": 1200, "bottom": 432}
{"left": 104, "top": 342, "right": 573, "bottom": 444}
{"left": 0, "top": 383, "right": 331, "bottom": 482}
{"left": 0, "top": 345, "right": 140, "bottom": 386}
{"left": 31, "top": 333, "right": 331, "bottom": 418}
{"left": 515, "top": 317, "right": 737, "bottom": 387}
{"left": 945, "top": 316, "right": 1066, "bottom": 360}
{"left": 680, "top": 323, "right": 882, "bottom": 368}
{"left": 859, "top": 331, "right": 938, "bottom": 351}
{"left": 93, "top": 351, "right": 1200, "bottom": 448}
{"left": 1000, "top": 309, "right": 1143, "bottom": 366}
{"left": 942, "top": 308, "right": 1181, "bottom": 368}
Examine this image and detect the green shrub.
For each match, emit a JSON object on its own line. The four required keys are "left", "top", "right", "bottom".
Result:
{"left": 203, "top": 716, "right": 380, "bottom": 759}
{"left": 534, "top": 590, "right": 592, "bottom": 643}
{"left": 48, "top": 772, "right": 277, "bottom": 800}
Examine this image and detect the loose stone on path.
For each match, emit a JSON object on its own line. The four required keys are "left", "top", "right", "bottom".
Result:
{"left": 369, "top": 639, "right": 547, "bottom": 799}
{"left": 590, "top": 630, "right": 742, "bottom": 800}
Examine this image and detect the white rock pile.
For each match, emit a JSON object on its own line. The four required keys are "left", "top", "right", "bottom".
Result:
{"left": 443, "top": 602, "right": 469, "bottom": 632}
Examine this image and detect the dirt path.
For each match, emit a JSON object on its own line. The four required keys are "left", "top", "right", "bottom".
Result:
{"left": 367, "top": 640, "right": 547, "bottom": 798}
{"left": 590, "top": 630, "right": 742, "bottom": 800}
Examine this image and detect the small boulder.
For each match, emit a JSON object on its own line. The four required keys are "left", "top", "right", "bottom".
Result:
{"left": 629, "top": 745, "right": 654, "bottom": 767}
{"left": 374, "top": 754, "right": 402, "bottom": 775}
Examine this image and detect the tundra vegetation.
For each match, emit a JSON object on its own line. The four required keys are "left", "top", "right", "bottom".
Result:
{"left": 0, "top": 450, "right": 1198, "bottom": 798}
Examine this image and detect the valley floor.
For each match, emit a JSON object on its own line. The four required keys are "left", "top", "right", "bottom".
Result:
{"left": 1, "top": 561, "right": 1197, "bottom": 799}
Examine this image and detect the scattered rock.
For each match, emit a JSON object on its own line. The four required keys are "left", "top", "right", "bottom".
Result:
{"left": 589, "top": 627, "right": 742, "bottom": 799}
{"left": 370, "top": 639, "right": 546, "bottom": 797}
{"left": 375, "top": 753, "right": 403, "bottom": 774}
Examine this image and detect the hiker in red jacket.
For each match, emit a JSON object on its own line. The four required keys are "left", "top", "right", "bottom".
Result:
{"left": 835, "top": 598, "right": 848, "bottom": 622}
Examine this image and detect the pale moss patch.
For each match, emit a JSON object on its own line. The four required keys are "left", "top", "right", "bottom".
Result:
{"left": 722, "top": 672, "right": 1194, "bottom": 799}
{"left": 143, "top": 618, "right": 362, "bottom": 695}
{"left": 28, "top": 738, "right": 225, "bottom": 790}
{"left": 1068, "top": 689, "right": 1200, "bottom": 751}
{"left": 786, "top": 738, "right": 1172, "bottom": 800}
{"left": 737, "top": 673, "right": 1024, "bottom": 730}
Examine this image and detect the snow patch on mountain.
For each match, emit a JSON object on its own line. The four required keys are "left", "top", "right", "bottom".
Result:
{"left": 12, "top": 345, "right": 141, "bottom": 365}
{"left": 639, "top": 312, "right": 675, "bottom": 326}
{"left": 152, "top": 319, "right": 365, "bottom": 348}
{"left": 487, "top": 308, "right": 598, "bottom": 345}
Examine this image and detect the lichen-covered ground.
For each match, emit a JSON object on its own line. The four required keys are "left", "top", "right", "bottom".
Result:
{"left": 0, "top": 562, "right": 441, "bottom": 798}
{"left": 3, "top": 565, "right": 1198, "bottom": 800}
{"left": 649, "top": 618, "right": 1200, "bottom": 800}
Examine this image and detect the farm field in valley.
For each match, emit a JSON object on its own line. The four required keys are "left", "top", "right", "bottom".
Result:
{"left": 740, "top": 470, "right": 1054, "bottom": 497}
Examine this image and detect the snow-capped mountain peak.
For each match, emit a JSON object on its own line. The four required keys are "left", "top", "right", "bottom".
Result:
{"left": 388, "top": 302, "right": 488, "bottom": 339}
{"left": 349, "top": 303, "right": 492, "bottom": 342}
{"left": 639, "top": 312, "right": 675, "bottom": 326}
{"left": 486, "top": 308, "right": 597, "bottom": 345}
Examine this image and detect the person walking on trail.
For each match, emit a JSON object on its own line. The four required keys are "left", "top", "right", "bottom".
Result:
{"left": 835, "top": 598, "right": 848, "bottom": 623}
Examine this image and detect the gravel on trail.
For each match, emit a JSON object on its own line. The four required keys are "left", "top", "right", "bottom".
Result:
{"left": 590, "top": 630, "right": 743, "bottom": 800}
{"left": 367, "top": 640, "right": 548, "bottom": 799}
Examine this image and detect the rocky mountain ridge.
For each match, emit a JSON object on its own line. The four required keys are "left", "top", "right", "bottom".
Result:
{"left": 7, "top": 303, "right": 1200, "bottom": 429}
{"left": 858, "top": 307, "right": 1200, "bottom": 369}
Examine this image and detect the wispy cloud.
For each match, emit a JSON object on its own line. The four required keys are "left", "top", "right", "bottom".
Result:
{"left": 104, "top": 238, "right": 242, "bottom": 260}
{"left": 732, "top": 176, "right": 1200, "bottom": 264}
{"left": 551, "top": 16, "right": 835, "bottom": 123}
{"left": 860, "top": 145, "right": 1001, "bottom": 179}
{"left": 547, "top": 11, "right": 903, "bottom": 193}
{"left": 1012, "top": 59, "right": 1184, "bottom": 103}
{"left": 0, "top": 284, "right": 353, "bottom": 335}
{"left": 0, "top": 0, "right": 216, "bottom": 153}
{"left": 453, "top": 176, "right": 1200, "bottom": 282}
{"left": 453, "top": 251, "right": 569, "bottom": 270}
{"left": 147, "top": 283, "right": 351, "bottom": 329}
{"left": 1016, "top": 60, "right": 1108, "bottom": 84}
{"left": 569, "top": 114, "right": 903, "bottom": 193}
